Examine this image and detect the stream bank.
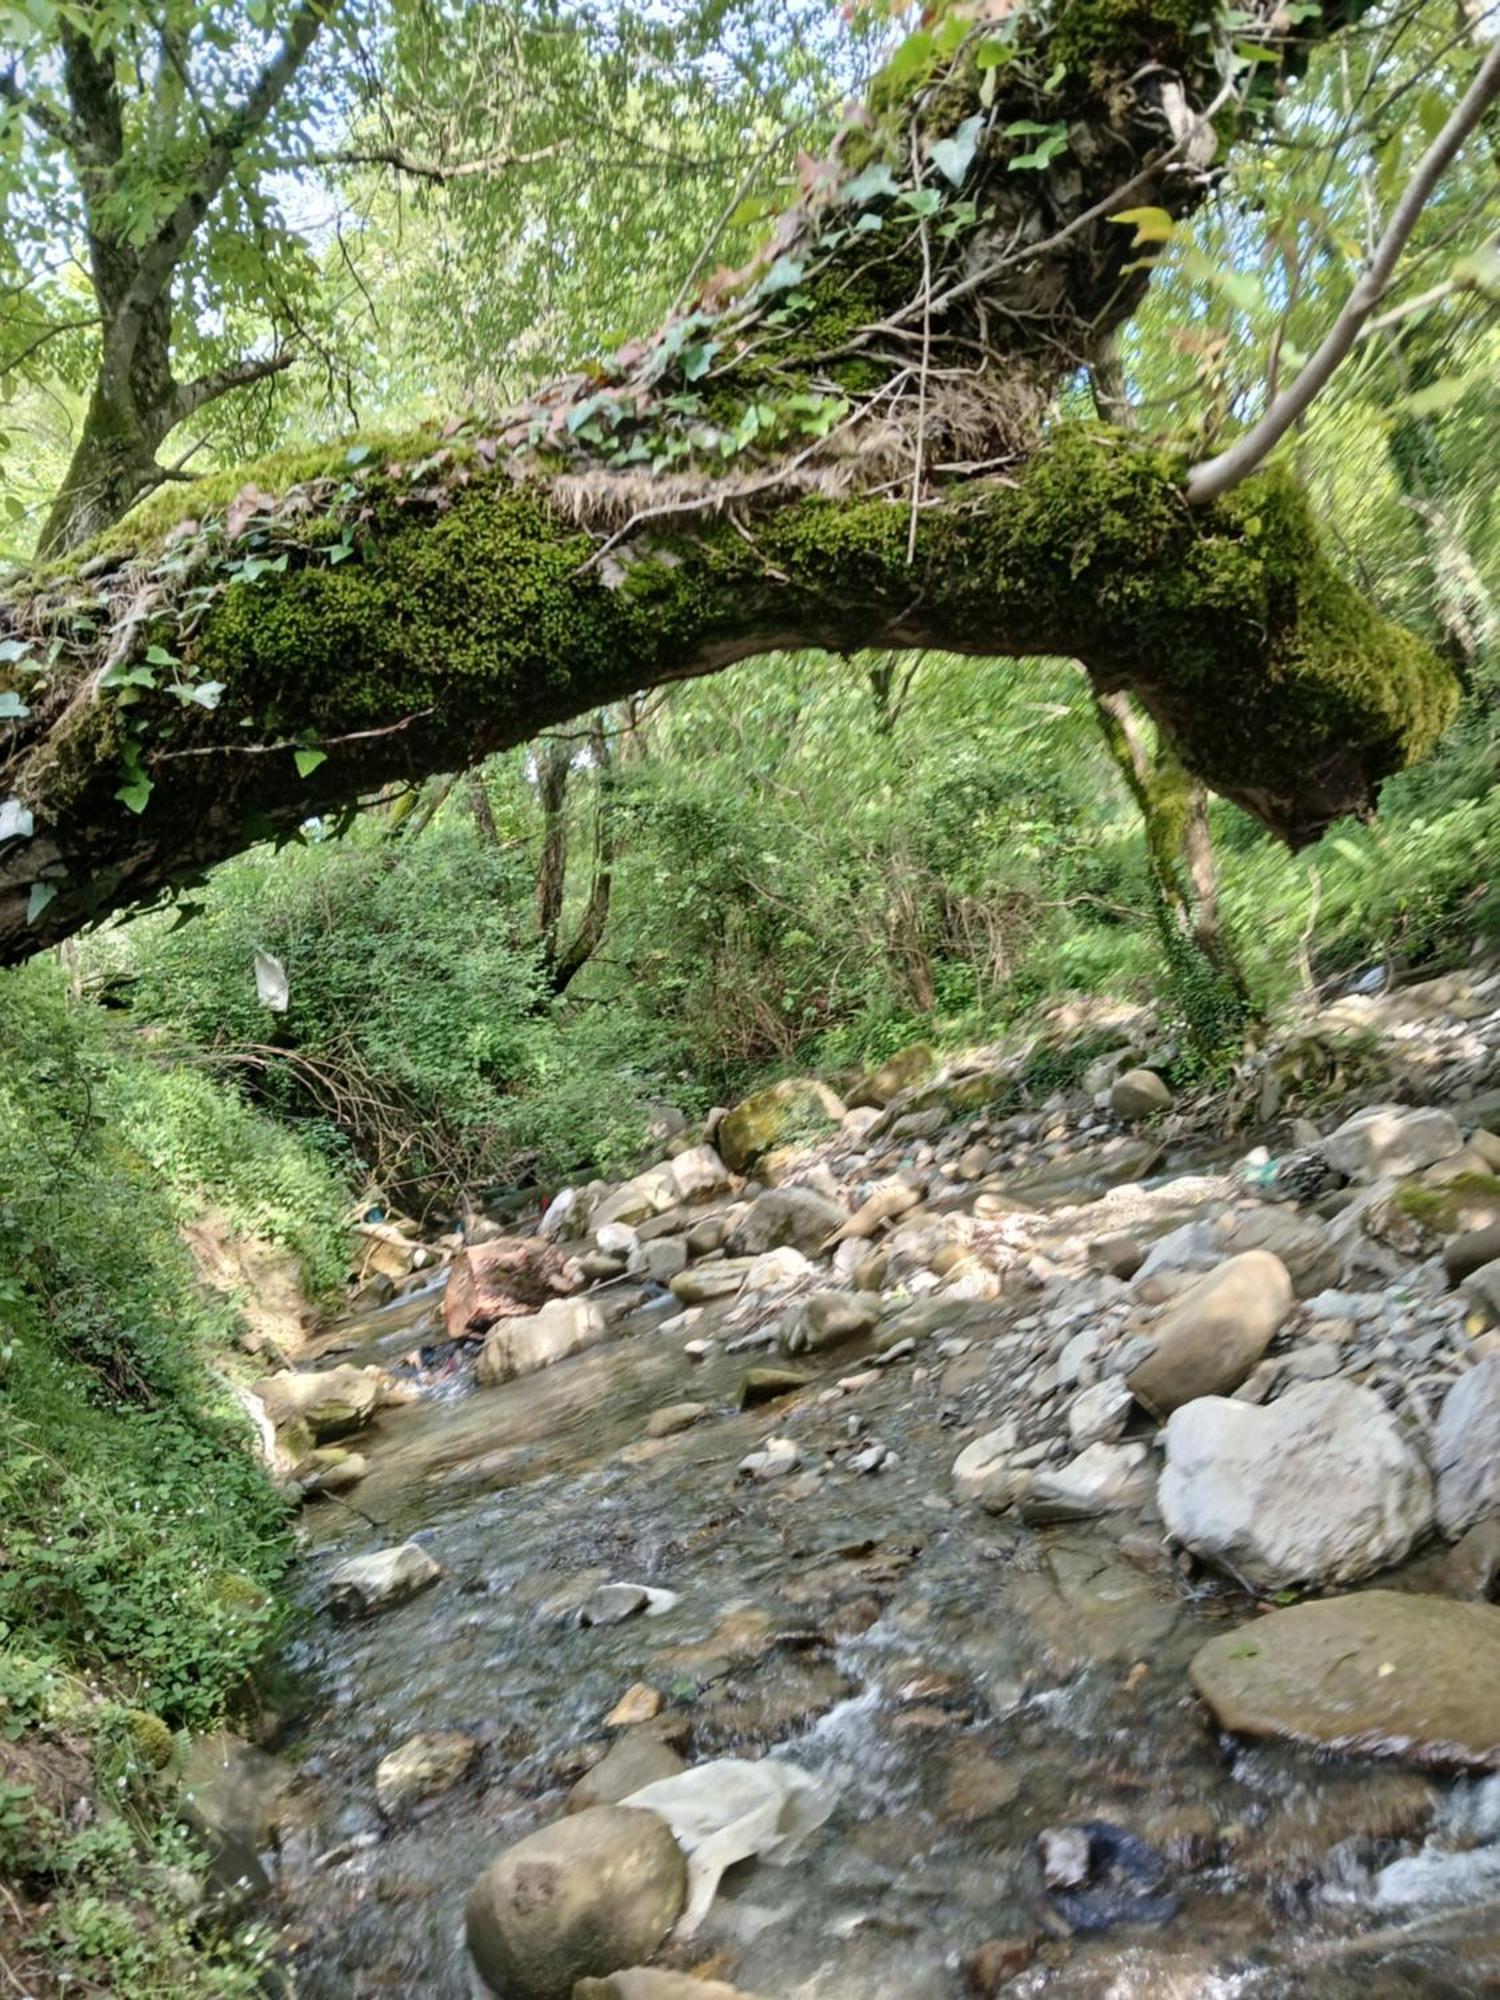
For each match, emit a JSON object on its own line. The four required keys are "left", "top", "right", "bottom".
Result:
{"left": 242, "top": 965, "right": 1500, "bottom": 1997}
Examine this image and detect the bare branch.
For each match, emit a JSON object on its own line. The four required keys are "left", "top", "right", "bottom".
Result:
{"left": 305, "top": 138, "right": 568, "bottom": 183}
{"left": 167, "top": 346, "right": 298, "bottom": 426}
{"left": 1186, "top": 37, "right": 1500, "bottom": 506}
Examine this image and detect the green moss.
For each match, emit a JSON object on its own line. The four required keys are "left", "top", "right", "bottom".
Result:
{"left": 124, "top": 1708, "right": 175, "bottom": 1771}
{"left": 1396, "top": 1173, "right": 1500, "bottom": 1234}
{"left": 1051, "top": 0, "right": 1207, "bottom": 77}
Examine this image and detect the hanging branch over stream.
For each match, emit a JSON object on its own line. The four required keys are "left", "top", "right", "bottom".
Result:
{"left": 0, "top": 0, "right": 1467, "bottom": 962}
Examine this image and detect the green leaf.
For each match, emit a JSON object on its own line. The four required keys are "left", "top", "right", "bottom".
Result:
{"left": 0, "top": 638, "right": 33, "bottom": 664}
{"left": 116, "top": 775, "right": 153, "bottom": 814}
{"left": 929, "top": 113, "right": 983, "bottom": 189}
{"left": 878, "top": 28, "right": 935, "bottom": 90}
{"left": 345, "top": 442, "right": 372, "bottom": 466}
{"left": 727, "top": 191, "right": 779, "bottom": 227}
{"left": 0, "top": 690, "right": 27, "bottom": 720}
{"left": 681, "top": 340, "right": 719, "bottom": 382}
{"left": 759, "top": 255, "right": 806, "bottom": 294}
{"left": 25, "top": 881, "right": 55, "bottom": 923}
{"left": 975, "top": 36, "right": 1015, "bottom": 68}
{"left": 1004, "top": 120, "right": 1070, "bottom": 172}
{"left": 144, "top": 644, "right": 179, "bottom": 667}
{"left": 898, "top": 186, "right": 943, "bottom": 218}
{"left": 843, "top": 161, "right": 900, "bottom": 206}
{"left": 294, "top": 748, "right": 327, "bottom": 779}
{"left": 1044, "top": 59, "right": 1067, "bottom": 90}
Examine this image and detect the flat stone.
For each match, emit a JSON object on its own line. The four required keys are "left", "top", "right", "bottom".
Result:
{"left": 738, "top": 1367, "right": 810, "bottom": 1409}
{"left": 1019, "top": 1441, "right": 1153, "bottom": 1522}
{"left": 645, "top": 1402, "right": 706, "bottom": 1439}
{"left": 952, "top": 1424, "right": 1020, "bottom": 1508}
{"left": 581, "top": 1584, "right": 649, "bottom": 1628}
{"left": 568, "top": 1734, "right": 685, "bottom": 1811}
{"left": 1067, "top": 1376, "right": 1134, "bottom": 1449}
{"left": 1434, "top": 1353, "right": 1500, "bottom": 1537}
{"left": 1321, "top": 1104, "right": 1463, "bottom": 1183}
{"left": 1447, "top": 1224, "right": 1500, "bottom": 1287}
{"left": 670, "top": 1260, "right": 751, "bottom": 1305}
{"left": 1190, "top": 1592, "right": 1500, "bottom": 1768}
{"left": 374, "top": 1730, "right": 479, "bottom": 1815}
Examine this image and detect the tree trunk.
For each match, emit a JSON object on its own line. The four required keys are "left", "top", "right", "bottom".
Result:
{"left": 0, "top": 0, "right": 1460, "bottom": 963}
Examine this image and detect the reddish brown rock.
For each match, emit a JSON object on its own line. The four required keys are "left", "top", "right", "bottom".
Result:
{"left": 444, "top": 1237, "right": 579, "bottom": 1340}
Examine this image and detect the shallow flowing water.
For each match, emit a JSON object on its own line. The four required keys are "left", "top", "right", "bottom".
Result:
{"left": 266, "top": 1221, "right": 1500, "bottom": 1998}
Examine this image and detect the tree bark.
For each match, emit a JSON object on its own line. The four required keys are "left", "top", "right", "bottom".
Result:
{"left": 0, "top": 0, "right": 1462, "bottom": 961}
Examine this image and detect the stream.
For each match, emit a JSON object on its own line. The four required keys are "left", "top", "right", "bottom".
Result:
{"left": 262, "top": 1182, "right": 1500, "bottom": 1999}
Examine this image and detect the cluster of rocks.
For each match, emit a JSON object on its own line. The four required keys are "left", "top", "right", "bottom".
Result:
{"left": 283, "top": 960, "right": 1500, "bottom": 1994}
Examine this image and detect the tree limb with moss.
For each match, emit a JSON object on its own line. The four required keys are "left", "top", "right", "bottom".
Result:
{"left": 0, "top": 0, "right": 1464, "bottom": 963}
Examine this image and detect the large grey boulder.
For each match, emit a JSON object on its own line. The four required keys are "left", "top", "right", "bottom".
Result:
{"left": 476, "top": 1298, "right": 609, "bottom": 1387}
{"left": 726, "top": 1185, "right": 848, "bottom": 1258}
{"left": 1321, "top": 1104, "right": 1462, "bottom": 1182}
{"left": 1127, "top": 1252, "right": 1294, "bottom": 1416}
{"left": 255, "top": 1365, "right": 383, "bottom": 1441}
{"left": 465, "top": 1805, "right": 687, "bottom": 2000}
{"left": 328, "top": 1541, "right": 442, "bottom": 1618}
{"left": 1160, "top": 1381, "right": 1433, "bottom": 1589}
{"left": 1434, "top": 1353, "right": 1500, "bottom": 1537}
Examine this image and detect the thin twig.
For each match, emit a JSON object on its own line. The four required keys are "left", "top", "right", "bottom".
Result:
{"left": 147, "top": 707, "right": 435, "bottom": 762}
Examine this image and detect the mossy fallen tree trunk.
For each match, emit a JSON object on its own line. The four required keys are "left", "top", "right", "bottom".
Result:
{"left": 0, "top": 0, "right": 1459, "bottom": 963}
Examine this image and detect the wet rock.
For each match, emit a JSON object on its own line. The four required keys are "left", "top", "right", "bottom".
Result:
{"left": 180, "top": 1732, "right": 289, "bottom": 1902}
{"left": 1213, "top": 1205, "right": 1339, "bottom": 1299}
{"left": 964, "top": 1936, "right": 1037, "bottom": 1996}
{"left": 444, "top": 1236, "right": 581, "bottom": 1340}
{"left": 1110, "top": 1069, "right": 1172, "bottom": 1121}
{"left": 569, "top": 1735, "right": 686, "bottom": 1811}
{"left": 1443, "top": 1516, "right": 1500, "bottom": 1599}
{"left": 1037, "top": 1820, "right": 1177, "bottom": 1932}
{"left": 952, "top": 1425, "right": 1021, "bottom": 1508}
{"left": 1127, "top": 1252, "right": 1294, "bottom": 1417}
{"left": 255, "top": 1365, "right": 383, "bottom": 1442}
{"left": 605, "top": 1684, "right": 662, "bottom": 1728}
{"left": 581, "top": 1584, "right": 650, "bottom": 1627}
{"left": 1160, "top": 1383, "right": 1433, "bottom": 1590}
{"left": 940, "top": 1753, "right": 1021, "bottom": 1823}
{"left": 670, "top": 1261, "right": 750, "bottom": 1306}
{"left": 1434, "top": 1354, "right": 1500, "bottom": 1536}
{"left": 717, "top": 1080, "right": 845, "bottom": 1175}
{"left": 1019, "top": 1442, "right": 1154, "bottom": 1522}
{"left": 646, "top": 1403, "right": 706, "bottom": 1439}
{"left": 738, "top": 1367, "right": 809, "bottom": 1408}
{"left": 1446, "top": 1223, "right": 1500, "bottom": 1287}
{"left": 1321, "top": 1104, "right": 1463, "bottom": 1183}
{"left": 1190, "top": 1592, "right": 1500, "bottom": 1767}
{"left": 783, "top": 1289, "right": 881, "bottom": 1356}
{"left": 1067, "top": 1377, "right": 1133, "bottom": 1449}
{"left": 374, "top": 1730, "right": 479, "bottom": 1815}
{"left": 738, "top": 1437, "right": 800, "bottom": 1482}
{"left": 465, "top": 1805, "right": 688, "bottom": 2000}
{"left": 328, "top": 1541, "right": 441, "bottom": 1618}
{"left": 477, "top": 1298, "right": 610, "bottom": 1387}
{"left": 727, "top": 1186, "right": 847, "bottom": 1257}
{"left": 296, "top": 1446, "right": 368, "bottom": 1495}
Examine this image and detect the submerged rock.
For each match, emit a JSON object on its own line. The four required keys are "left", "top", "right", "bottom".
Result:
{"left": 1127, "top": 1251, "right": 1294, "bottom": 1416}
{"left": 465, "top": 1805, "right": 687, "bottom": 2000}
{"left": 374, "top": 1730, "right": 478, "bottom": 1815}
{"left": 1037, "top": 1819, "right": 1178, "bottom": 1932}
{"left": 1190, "top": 1591, "right": 1500, "bottom": 1767}
{"left": 327, "top": 1541, "right": 441, "bottom": 1618}
{"left": 569, "top": 1735, "right": 685, "bottom": 1811}
{"left": 1160, "top": 1382, "right": 1434, "bottom": 1589}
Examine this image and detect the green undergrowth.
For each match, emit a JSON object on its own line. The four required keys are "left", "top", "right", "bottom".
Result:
{"left": 0, "top": 962, "right": 345, "bottom": 1992}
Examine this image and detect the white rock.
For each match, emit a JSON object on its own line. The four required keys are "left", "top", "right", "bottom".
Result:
{"left": 671, "top": 1145, "right": 733, "bottom": 1202}
{"left": 742, "top": 1245, "right": 816, "bottom": 1294}
{"left": 1321, "top": 1104, "right": 1463, "bottom": 1182}
{"left": 1022, "top": 1441, "right": 1153, "bottom": 1518}
{"left": 595, "top": 1222, "right": 639, "bottom": 1256}
{"left": 1159, "top": 1381, "right": 1434, "bottom": 1590}
{"left": 1067, "top": 1376, "right": 1134, "bottom": 1449}
{"left": 1434, "top": 1353, "right": 1500, "bottom": 1537}
{"left": 476, "top": 1298, "right": 609, "bottom": 1387}
{"left": 328, "top": 1541, "right": 441, "bottom": 1617}
{"left": 952, "top": 1422, "right": 1019, "bottom": 1505}
{"left": 739, "top": 1438, "right": 801, "bottom": 1482}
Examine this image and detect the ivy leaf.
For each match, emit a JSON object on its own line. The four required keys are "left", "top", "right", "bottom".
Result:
{"left": 976, "top": 35, "right": 1015, "bottom": 68}
{"left": 680, "top": 340, "right": 719, "bottom": 382}
{"left": 1005, "top": 120, "right": 1070, "bottom": 172}
{"left": 294, "top": 747, "right": 327, "bottom": 778}
{"left": 843, "top": 161, "right": 900, "bottom": 205}
{"left": 0, "top": 638, "right": 35, "bottom": 665}
{"left": 0, "top": 799, "right": 35, "bottom": 841}
{"left": 759, "top": 255, "right": 806, "bottom": 294}
{"left": 878, "top": 27, "right": 934, "bottom": 90}
{"left": 929, "top": 113, "right": 983, "bottom": 188}
{"left": 898, "top": 187, "right": 943, "bottom": 218}
{"left": 168, "top": 680, "right": 224, "bottom": 710}
{"left": 116, "top": 774, "right": 153, "bottom": 814}
{"left": 346, "top": 442, "right": 373, "bottom": 466}
{"left": 0, "top": 691, "right": 28, "bottom": 720}
{"left": 25, "top": 881, "right": 55, "bottom": 923}
{"left": 144, "top": 644, "right": 180, "bottom": 667}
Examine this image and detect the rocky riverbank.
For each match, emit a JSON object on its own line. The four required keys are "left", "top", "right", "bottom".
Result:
{"left": 242, "top": 959, "right": 1500, "bottom": 1997}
